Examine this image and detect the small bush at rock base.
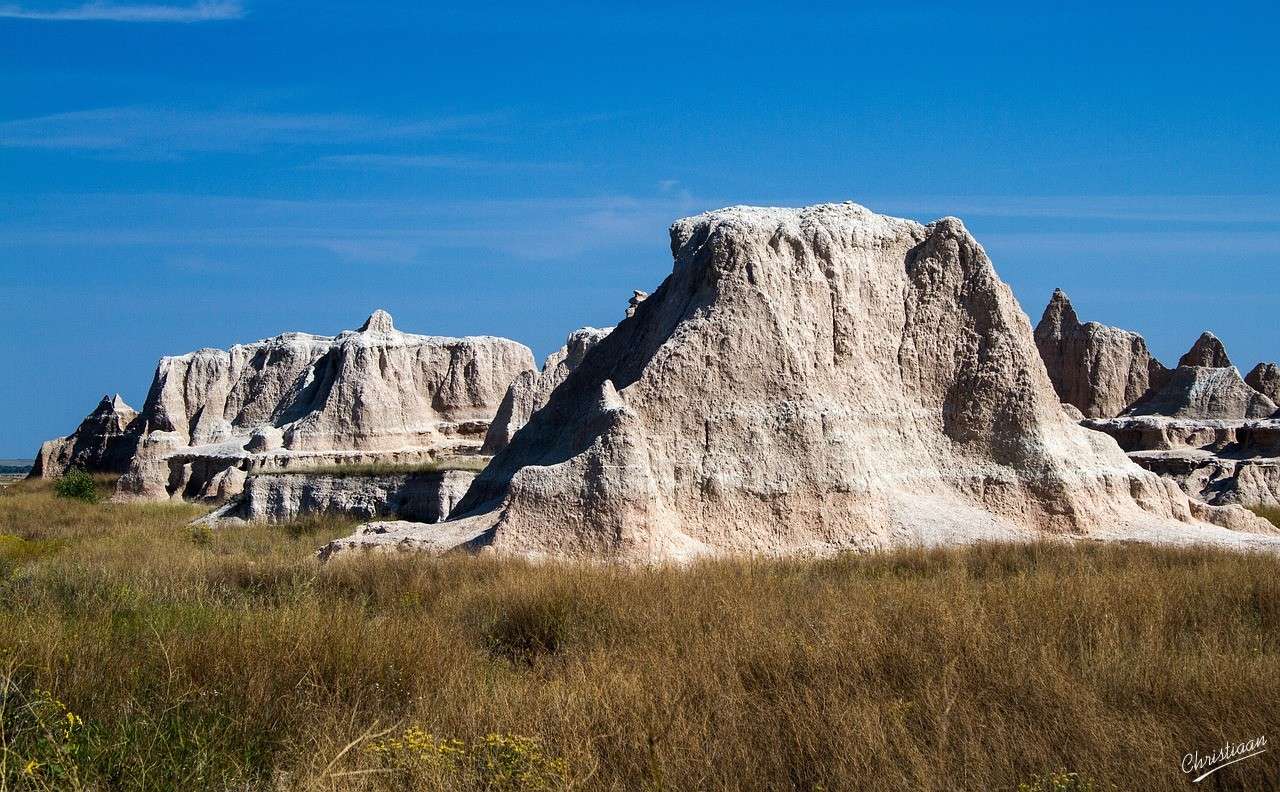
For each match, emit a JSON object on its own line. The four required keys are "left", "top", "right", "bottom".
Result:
{"left": 53, "top": 469, "right": 98, "bottom": 504}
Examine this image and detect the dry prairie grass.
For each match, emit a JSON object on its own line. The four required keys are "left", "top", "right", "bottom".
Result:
{"left": 1, "top": 478, "right": 1278, "bottom": 791}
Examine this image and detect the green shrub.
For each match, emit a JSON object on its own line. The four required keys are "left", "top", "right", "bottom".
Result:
{"left": 53, "top": 469, "right": 98, "bottom": 504}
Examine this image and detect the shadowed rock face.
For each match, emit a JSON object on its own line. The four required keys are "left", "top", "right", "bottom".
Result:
{"left": 31, "top": 394, "right": 140, "bottom": 478}
{"left": 361, "top": 202, "right": 1265, "bottom": 563}
{"left": 1245, "top": 363, "right": 1280, "bottom": 408}
{"left": 1178, "top": 332, "right": 1233, "bottom": 369}
{"left": 481, "top": 326, "right": 613, "bottom": 454}
{"left": 1033, "top": 289, "right": 1168, "bottom": 418}
{"left": 197, "top": 469, "right": 476, "bottom": 525}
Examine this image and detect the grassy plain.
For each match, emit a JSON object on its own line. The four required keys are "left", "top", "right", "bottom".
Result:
{"left": 1, "top": 477, "right": 1278, "bottom": 790}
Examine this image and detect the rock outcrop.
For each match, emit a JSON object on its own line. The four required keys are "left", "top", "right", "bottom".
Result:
{"left": 481, "top": 327, "right": 612, "bottom": 454}
{"left": 1065, "top": 323, "right": 1280, "bottom": 508}
{"left": 1245, "top": 363, "right": 1280, "bottom": 407}
{"left": 29, "top": 311, "right": 534, "bottom": 504}
{"left": 1125, "top": 365, "right": 1277, "bottom": 420}
{"left": 325, "top": 203, "right": 1275, "bottom": 562}
{"left": 198, "top": 468, "right": 476, "bottom": 525}
{"left": 31, "top": 395, "right": 141, "bottom": 478}
{"left": 1033, "top": 290, "right": 1168, "bottom": 418}
{"left": 1178, "top": 332, "right": 1233, "bottom": 369}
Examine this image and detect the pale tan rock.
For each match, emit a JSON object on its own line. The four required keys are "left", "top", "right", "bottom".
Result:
{"left": 481, "top": 327, "right": 612, "bottom": 454}
{"left": 111, "top": 311, "right": 533, "bottom": 502}
{"left": 330, "top": 203, "right": 1275, "bottom": 561}
{"left": 1033, "top": 290, "right": 1168, "bottom": 418}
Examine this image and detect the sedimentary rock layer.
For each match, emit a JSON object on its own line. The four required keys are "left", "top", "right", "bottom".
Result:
{"left": 199, "top": 469, "right": 476, "bottom": 524}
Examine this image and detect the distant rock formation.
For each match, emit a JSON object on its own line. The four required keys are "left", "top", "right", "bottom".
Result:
{"left": 1033, "top": 290, "right": 1168, "bottom": 418}
{"left": 1125, "top": 366, "right": 1277, "bottom": 420}
{"left": 1178, "top": 331, "right": 1233, "bottom": 368}
{"left": 325, "top": 203, "right": 1274, "bottom": 561}
{"left": 198, "top": 468, "right": 476, "bottom": 525}
{"left": 31, "top": 311, "right": 534, "bottom": 507}
{"left": 481, "top": 326, "right": 612, "bottom": 454}
{"left": 1055, "top": 320, "right": 1280, "bottom": 509}
{"left": 31, "top": 394, "right": 141, "bottom": 478}
{"left": 1245, "top": 363, "right": 1280, "bottom": 407}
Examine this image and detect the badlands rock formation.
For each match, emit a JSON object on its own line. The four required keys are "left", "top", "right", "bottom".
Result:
{"left": 481, "top": 327, "right": 612, "bottom": 454}
{"left": 32, "top": 311, "right": 534, "bottom": 506}
{"left": 1038, "top": 296, "right": 1280, "bottom": 508}
{"left": 199, "top": 469, "right": 475, "bottom": 525}
{"left": 323, "top": 203, "right": 1275, "bottom": 562}
{"left": 31, "top": 395, "right": 141, "bottom": 478}
{"left": 1125, "top": 365, "right": 1277, "bottom": 420}
{"left": 1033, "top": 290, "right": 1168, "bottom": 418}
{"left": 1178, "top": 332, "right": 1233, "bottom": 369}
{"left": 1245, "top": 363, "right": 1280, "bottom": 406}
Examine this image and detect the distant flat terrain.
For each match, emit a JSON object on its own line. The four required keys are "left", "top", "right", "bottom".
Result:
{"left": 0, "top": 458, "right": 32, "bottom": 481}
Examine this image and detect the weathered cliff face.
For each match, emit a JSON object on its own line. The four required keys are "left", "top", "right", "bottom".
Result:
{"left": 137, "top": 310, "right": 534, "bottom": 453}
{"left": 30, "top": 395, "right": 141, "bottom": 478}
{"left": 481, "top": 327, "right": 613, "bottom": 454}
{"left": 1032, "top": 290, "right": 1167, "bottom": 418}
{"left": 104, "top": 310, "right": 534, "bottom": 501}
{"left": 326, "top": 203, "right": 1274, "bottom": 562}
{"left": 1245, "top": 363, "right": 1280, "bottom": 408}
{"left": 1122, "top": 333, "right": 1275, "bottom": 421}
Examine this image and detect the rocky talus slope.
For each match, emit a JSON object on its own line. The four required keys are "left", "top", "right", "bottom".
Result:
{"left": 323, "top": 203, "right": 1275, "bottom": 561}
{"left": 32, "top": 311, "right": 534, "bottom": 507}
{"left": 1035, "top": 295, "right": 1279, "bottom": 507}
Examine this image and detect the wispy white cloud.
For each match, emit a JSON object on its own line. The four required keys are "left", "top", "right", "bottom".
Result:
{"left": 0, "top": 1, "right": 242, "bottom": 22}
{"left": 0, "top": 107, "right": 497, "bottom": 157}
{"left": 866, "top": 195, "right": 1280, "bottom": 225}
{"left": 315, "top": 153, "right": 573, "bottom": 171}
{"left": 0, "top": 191, "right": 713, "bottom": 263}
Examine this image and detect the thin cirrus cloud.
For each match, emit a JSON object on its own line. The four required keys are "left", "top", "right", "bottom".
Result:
{"left": 0, "top": 106, "right": 498, "bottom": 157}
{"left": 0, "top": 192, "right": 713, "bottom": 263}
{"left": 315, "top": 154, "right": 574, "bottom": 172}
{"left": 0, "top": 1, "right": 242, "bottom": 22}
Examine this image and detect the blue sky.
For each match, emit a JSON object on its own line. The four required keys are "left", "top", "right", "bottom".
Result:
{"left": 1, "top": 2, "right": 1277, "bottom": 456}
